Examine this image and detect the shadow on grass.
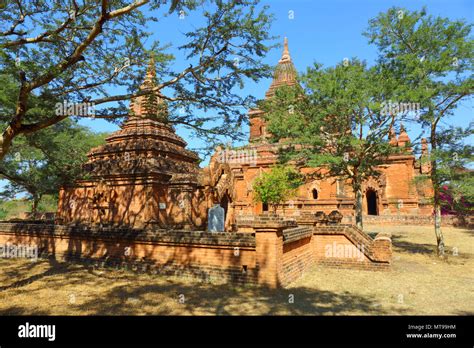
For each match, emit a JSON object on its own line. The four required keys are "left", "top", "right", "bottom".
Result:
{"left": 458, "top": 227, "right": 474, "bottom": 238}
{"left": 454, "top": 310, "right": 474, "bottom": 315}
{"left": 391, "top": 235, "right": 435, "bottom": 255}
{"left": 0, "top": 306, "right": 51, "bottom": 315}
{"left": 0, "top": 257, "right": 70, "bottom": 292}
{"left": 58, "top": 281, "right": 400, "bottom": 316}
{"left": 0, "top": 258, "right": 45, "bottom": 280}
{"left": 0, "top": 259, "right": 408, "bottom": 316}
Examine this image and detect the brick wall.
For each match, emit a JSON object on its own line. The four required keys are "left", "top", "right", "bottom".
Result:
{"left": 0, "top": 222, "right": 258, "bottom": 284}
{"left": 281, "top": 236, "right": 313, "bottom": 286}
{"left": 343, "top": 214, "right": 472, "bottom": 227}
{"left": 0, "top": 214, "right": 393, "bottom": 288}
{"left": 313, "top": 225, "right": 391, "bottom": 270}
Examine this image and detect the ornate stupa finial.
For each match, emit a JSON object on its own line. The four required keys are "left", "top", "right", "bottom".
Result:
{"left": 279, "top": 37, "right": 291, "bottom": 63}
{"left": 397, "top": 123, "right": 412, "bottom": 152}
{"left": 140, "top": 56, "right": 157, "bottom": 90}
{"left": 130, "top": 55, "right": 168, "bottom": 120}
{"left": 400, "top": 123, "right": 406, "bottom": 133}
{"left": 265, "top": 37, "right": 297, "bottom": 99}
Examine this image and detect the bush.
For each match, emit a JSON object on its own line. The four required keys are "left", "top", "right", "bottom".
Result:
{"left": 253, "top": 165, "right": 303, "bottom": 211}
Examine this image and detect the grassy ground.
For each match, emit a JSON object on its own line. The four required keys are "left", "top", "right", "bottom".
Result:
{"left": 0, "top": 225, "right": 472, "bottom": 315}
{"left": 0, "top": 195, "right": 57, "bottom": 219}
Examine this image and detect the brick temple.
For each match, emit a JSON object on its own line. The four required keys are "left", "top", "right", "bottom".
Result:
{"left": 0, "top": 40, "right": 447, "bottom": 287}
{"left": 58, "top": 39, "right": 432, "bottom": 231}
{"left": 206, "top": 38, "right": 434, "bottom": 230}
{"left": 57, "top": 39, "right": 434, "bottom": 230}
{"left": 57, "top": 59, "right": 210, "bottom": 229}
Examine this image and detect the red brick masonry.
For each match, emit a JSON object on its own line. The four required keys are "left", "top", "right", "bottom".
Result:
{"left": 0, "top": 217, "right": 391, "bottom": 288}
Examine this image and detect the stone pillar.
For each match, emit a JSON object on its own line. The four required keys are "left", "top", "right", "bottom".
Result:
{"left": 372, "top": 232, "right": 392, "bottom": 263}
{"left": 253, "top": 214, "right": 296, "bottom": 288}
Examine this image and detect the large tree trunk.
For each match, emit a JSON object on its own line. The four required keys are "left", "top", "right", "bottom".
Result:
{"left": 31, "top": 194, "right": 41, "bottom": 214}
{"left": 0, "top": 127, "right": 17, "bottom": 161}
{"left": 434, "top": 199, "right": 445, "bottom": 257}
{"left": 354, "top": 182, "right": 363, "bottom": 230}
{"left": 431, "top": 125, "right": 445, "bottom": 258}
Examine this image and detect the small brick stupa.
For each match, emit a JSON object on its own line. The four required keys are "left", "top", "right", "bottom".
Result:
{"left": 57, "top": 58, "right": 207, "bottom": 228}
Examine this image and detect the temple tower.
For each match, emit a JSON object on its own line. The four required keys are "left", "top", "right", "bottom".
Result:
{"left": 249, "top": 37, "right": 298, "bottom": 142}
{"left": 57, "top": 59, "right": 206, "bottom": 229}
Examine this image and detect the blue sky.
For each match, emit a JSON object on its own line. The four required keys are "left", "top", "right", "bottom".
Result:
{"left": 0, "top": 0, "right": 474, "bottom": 198}
{"left": 78, "top": 0, "right": 473, "bottom": 166}
{"left": 2, "top": 0, "right": 472, "bottom": 197}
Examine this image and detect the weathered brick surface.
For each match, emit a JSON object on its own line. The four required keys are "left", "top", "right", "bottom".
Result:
{"left": 313, "top": 224, "right": 392, "bottom": 268}
{"left": 0, "top": 223, "right": 257, "bottom": 285}
{"left": 282, "top": 226, "right": 313, "bottom": 244}
{"left": 0, "top": 217, "right": 392, "bottom": 287}
{"left": 281, "top": 236, "right": 313, "bottom": 286}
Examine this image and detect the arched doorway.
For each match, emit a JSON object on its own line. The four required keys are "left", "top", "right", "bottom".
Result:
{"left": 220, "top": 193, "right": 230, "bottom": 220}
{"left": 366, "top": 189, "right": 378, "bottom": 215}
{"left": 219, "top": 191, "right": 233, "bottom": 230}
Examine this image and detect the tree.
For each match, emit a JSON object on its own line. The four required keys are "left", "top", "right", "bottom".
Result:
{"left": 253, "top": 165, "right": 303, "bottom": 213}
{"left": 434, "top": 125, "right": 474, "bottom": 217}
{"left": 260, "top": 60, "right": 400, "bottom": 230}
{"left": 0, "top": 118, "right": 106, "bottom": 213}
{"left": 0, "top": 0, "right": 276, "bottom": 160}
{"left": 365, "top": 7, "right": 473, "bottom": 256}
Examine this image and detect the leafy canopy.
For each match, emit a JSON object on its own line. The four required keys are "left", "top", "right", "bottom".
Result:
{"left": 0, "top": 0, "right": 277, "bottom": 159}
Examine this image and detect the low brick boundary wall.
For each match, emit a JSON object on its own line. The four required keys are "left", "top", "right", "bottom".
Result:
{"left": 343, "top": 214, "right": 473, "bottom": 227}
{"left": 0, "top": 215, "right": 393, "bottom": 288}
{"left": 313, "top": 225, "right": 391, "bottom": 270}
{"left": 282, "top": 226, "right": 313, "bottom": 245}
{"left": 0, "top": 222, "right": 259, "bottom": 285}
{"left": 0, "top": 223, "right": 256, "bottom": 247}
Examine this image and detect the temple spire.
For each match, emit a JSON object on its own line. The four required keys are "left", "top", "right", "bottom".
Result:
{"left": 140, "top": 56, "right": 157, "bottom": 90}
{"left": 130, "top": 55, "right": 168, "bottom": 120}
{"left": 265, "top": 37, "right": 298, "bottom": 99}
{"left": 279, "top": 37, "right": 291, "bottom": 63}
{"left": 397, "top": 123, "right": 412, "bottom": 152}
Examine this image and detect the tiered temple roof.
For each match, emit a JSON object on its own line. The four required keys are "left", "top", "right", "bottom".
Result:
{"left": 264, "top": 37, "right": 298, "bottom": 99}
{"left": 82, "top": 58, "right": 200, "bottom": 185}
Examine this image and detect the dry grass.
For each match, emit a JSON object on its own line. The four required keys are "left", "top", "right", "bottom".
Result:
{"left": 0, "top": 225, "right": 472, "bottom": 315}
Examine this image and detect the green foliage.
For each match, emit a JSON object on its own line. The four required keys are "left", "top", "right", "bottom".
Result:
{"left": 0, "top": 118, "right": 106, "bottom": 207}
{"left": 364, "top": 6, "right": 473, "bottom": 254}
{"left": 0, "top": 204, "right": 7, "bottom": 220}
{"left": 364, "top": 6, "right": 473, "bottom": 169}
{"left": 434, "top": 124, "right": 474, "bottom": 213}
{"left": 253, "top": 165, "right": 303, "bottom": 209}
{"left": 364, "top": 7, "right": 473, "bottom": 124}
{"left": 0, "top": 0, "right": 277, "bottom": 158}
{"left": 0, "top": 74, "right": 106, "bottom": 209}
{"left": 262, "top": 60, "right": 399, "bottom": 180}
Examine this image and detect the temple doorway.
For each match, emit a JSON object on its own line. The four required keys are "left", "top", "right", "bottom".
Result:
{"left": 366, "top": 189, "right": 378, "bottom": 215}
{"left": 220, "top": 192, "right": 231, "bottom": 228}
